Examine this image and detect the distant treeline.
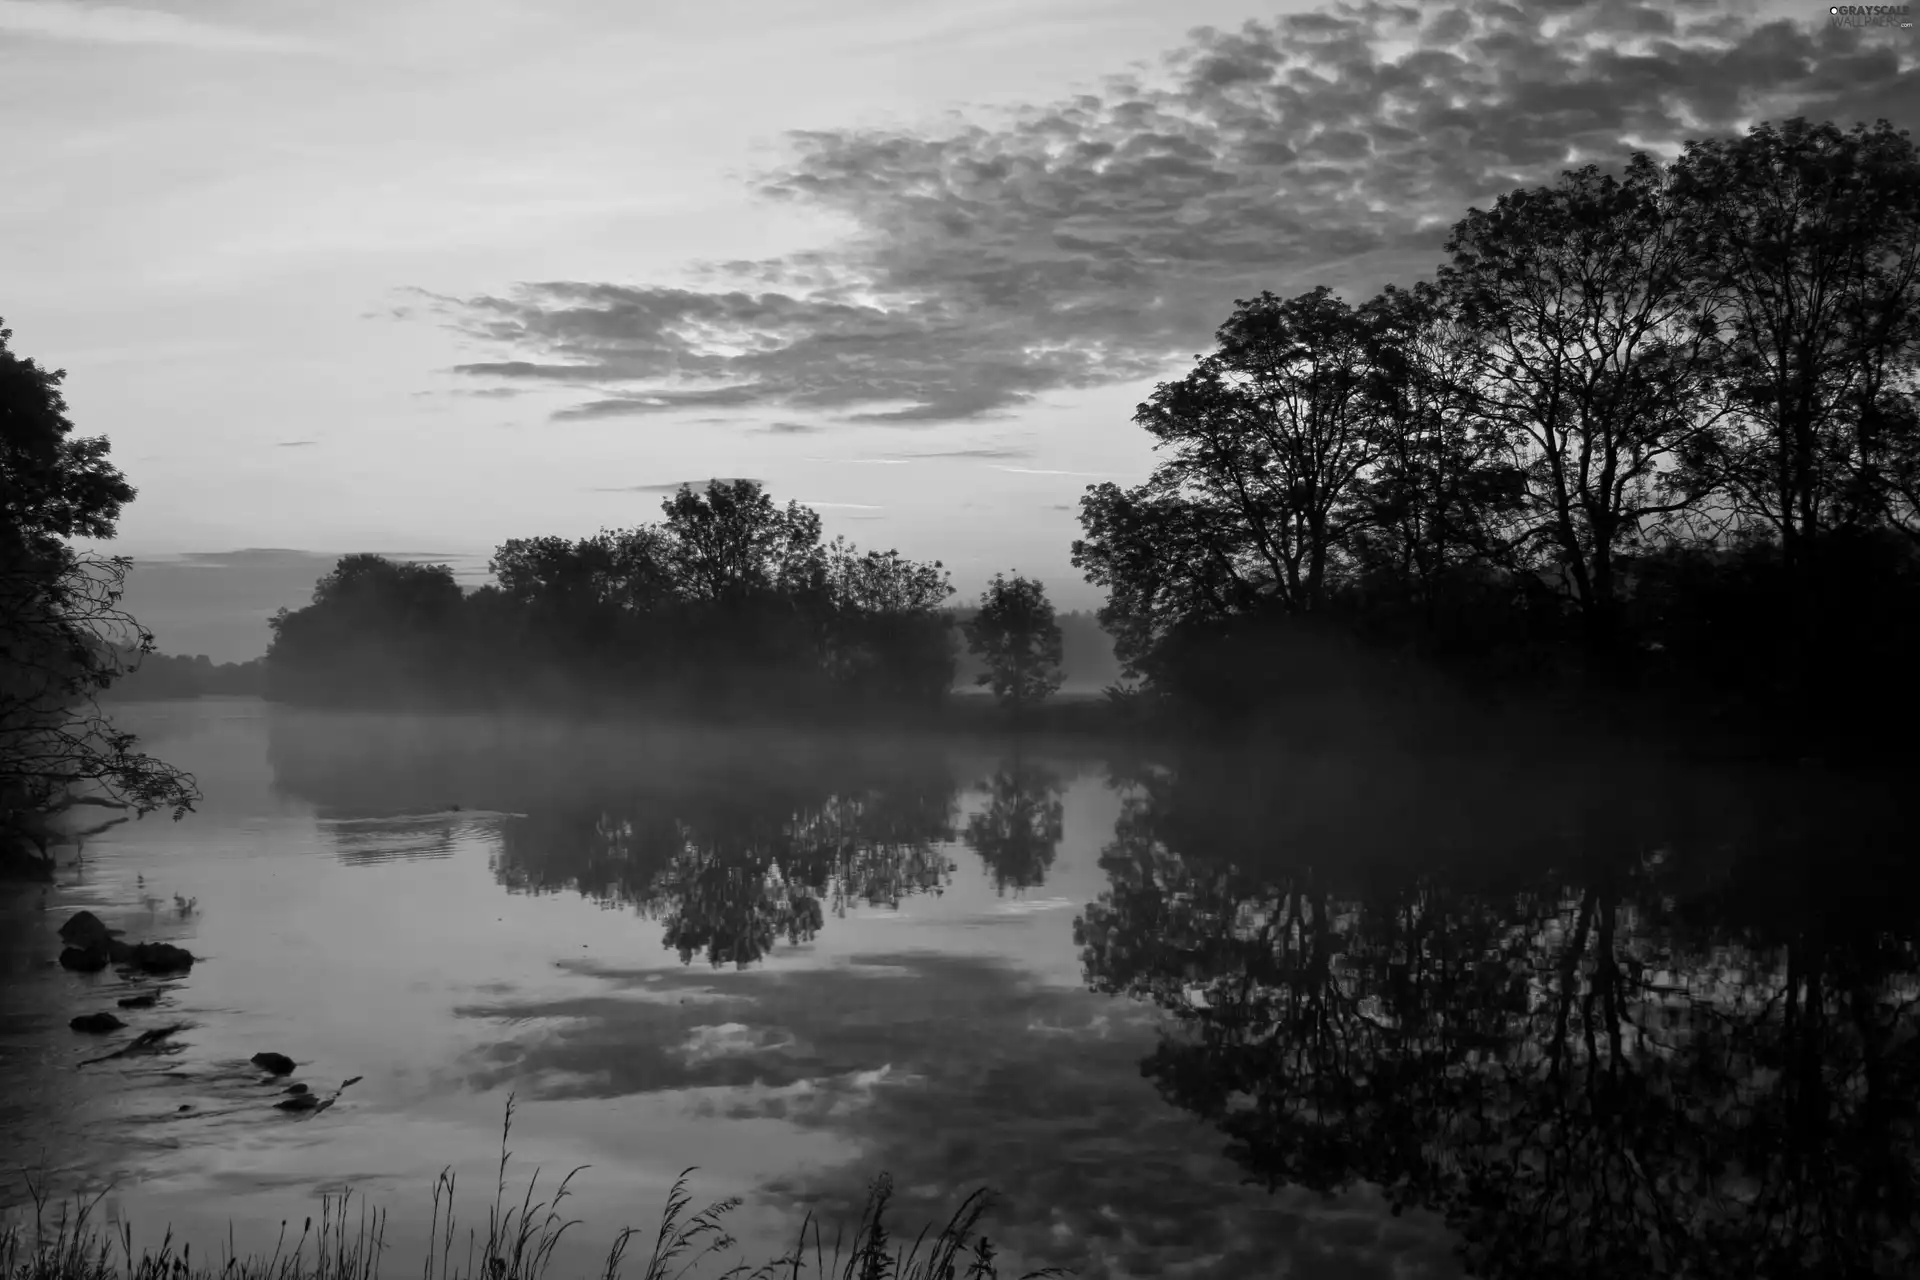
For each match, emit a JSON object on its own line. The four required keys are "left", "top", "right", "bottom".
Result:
{"left": 103, "top": 650, "right": 266, "bottom": 700}
{"left": 260, "top": 117, "right": 1919, "bottom": 757}
{"left": 262, "top": 485, "right": 1118, "bottom": 720}
{"left": 267, "top": 482, "right": 974, "bottom": 718}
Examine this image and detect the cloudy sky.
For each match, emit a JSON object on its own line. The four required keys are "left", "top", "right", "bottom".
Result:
{"left": 3, "top": 0, "right": 1915, "bottom": 659}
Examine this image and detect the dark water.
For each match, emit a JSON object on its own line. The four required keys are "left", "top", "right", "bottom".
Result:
{"left": 2, "top": 700, "right": 1915, "bottom": 1278}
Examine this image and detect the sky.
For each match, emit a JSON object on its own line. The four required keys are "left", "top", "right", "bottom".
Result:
{"left": 3, "top": 0, "right": 1916, "bottom": 661}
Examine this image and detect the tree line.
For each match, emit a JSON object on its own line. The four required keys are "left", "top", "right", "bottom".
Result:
{"left": 263, "top": 482, "right": 1072, "bottom": 718}
{"left": 102, "top": 650, "right": 266, "bottom": 700}
{"left": 1072, "top": 117, "right": 1920, "bottom": 752}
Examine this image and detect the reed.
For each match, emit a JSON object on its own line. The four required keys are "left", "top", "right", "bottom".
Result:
{"left": 1, "top": 1097, "right": 1066, "bottom": 1280}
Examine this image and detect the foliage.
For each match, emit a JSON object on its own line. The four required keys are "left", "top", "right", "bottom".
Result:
{"left": 265, "top": 482, "right": 955, "bottom": 717}
{"left": 1072, "top": 115, "right": 1920, "bottom": 753}
{"left": 0, "top": 320, "right": 197, "bottom": 869}
{"left": 960, "top": 575, "right": 1064, "bottom": 713}
{"left": 101, "top": 652, "right": 266, "bottom": 700}
{"left": 1669, "top": 118, "right": 1920, "bottom": 559}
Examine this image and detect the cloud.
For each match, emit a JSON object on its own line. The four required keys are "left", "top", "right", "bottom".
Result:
{"left": 0, "top": 0, "right": 321, "bottom": 52}
{"left": 277, "top": 440, "right": 317, "bottom": 448}
{"left": 800, "top": 501, "right": 885, "bottom": 510}
{"left": 804, "top": 446, "right": 1032, "bottom": 464}
{"left": 992, "top": 466, "right": 1113, "bottom": 477}
{"left": 548, "top": 385, "right": 768, "bottom": 419}
{"left": 421, "top": 1, "right": 1919, "bottom": 425}
{"left": 590, "top": 477, "right": 763, "bottom": 493}
{"left": 759, "top": 421, "right": 822, "bottom": 434}
{"left": 900, "top": 446, "right": 1033, "bottom": 460}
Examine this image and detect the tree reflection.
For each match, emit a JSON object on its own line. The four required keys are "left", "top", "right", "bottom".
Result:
{"left": 265, "top": 709, "right": 964, "bottom": 969}
{"left": 961, "top": 761, "right": 1065, "bottom": 895}
{"left": 494, "top": 773, "right": 960, "bottom": 967}
{"left": 1077, "top": 752, "right": 1920, "bottom": 1277}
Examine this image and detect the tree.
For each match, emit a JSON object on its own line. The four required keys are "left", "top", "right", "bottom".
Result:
{"left": 0, "top": 319, "right": 197, "bottom": 868}
{"left": 820, "top": 537, "right": 955, "bottom": 705}
{"left": 1440, "top": 153, "right": 1724, "bottom": 664}
{"left": 1129, "top": 286, "right": 1380, "bottom": 616}
{"left": 659, "top": 479, "right": 824, "bottom": 604}
{"left": 266, "top": 554, "right": 464, "bottom": 705}
{"left": 961, "top": 574, "right": 1064, "bottom": 713}
{"left": 1072, "top": 479, "right": 1252, "bottom": 683}
{"left": 1670, "top": 118, "right": 1920, "bottom": 562}
{"left": 1348, "top": 283, "right": 1525, "bottom": 632}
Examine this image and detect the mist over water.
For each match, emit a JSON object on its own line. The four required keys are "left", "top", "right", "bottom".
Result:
{"left": 3, "top": 699, "right": 1915, "bottom": 1278}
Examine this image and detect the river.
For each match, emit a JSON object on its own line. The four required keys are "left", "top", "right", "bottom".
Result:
{"left": 3, "top": 698, "right": 1914, "bottom": 1279}
{"left": 0, "top": 699, "right": 1467, "bottom": 1279}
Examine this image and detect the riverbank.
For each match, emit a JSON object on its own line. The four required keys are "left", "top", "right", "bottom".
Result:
{"left": 110, "top": 666, "right": 1916, "bottom": 773}
{"left": 2, "top": 1099, "right": 1056, "bottom": 1280}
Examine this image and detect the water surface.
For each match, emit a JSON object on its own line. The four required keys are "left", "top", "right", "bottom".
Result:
{"left": 10, "top": 699, "right": 1915, "bottom": 1278}
{"left": 1, "top": 700, "right": 1459, "bottom": 1279}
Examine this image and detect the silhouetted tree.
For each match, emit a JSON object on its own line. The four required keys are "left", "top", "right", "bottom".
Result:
{"left": 820, "top": 537, "right": 956, "bottom": 706}
{"left": 0, "top": 320, "right": 197, "bottom": 868}
{"left": 263, "top": 480, "right": 955, "bottom": 718}
{"left": 1347, "top": 283, "right": 1522, "bottom": 629}
{"left": 962, "top": 574, "right": 1064, "bottom": 713}
{"left": 1671, "top": 118, "right": 1920, "bottom": 563}
{"left": 1440, "top": 154, "right": 1724, "bottom": 666}
{"left": 266, "top": 554, "right": 465, "bottom": 706}
{"left": 1072, "top": 116, "right": 1920, "bottom": 755}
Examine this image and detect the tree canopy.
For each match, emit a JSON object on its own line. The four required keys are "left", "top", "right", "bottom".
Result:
{"left": 1072, "top": 116, "right": 1920, "bottom": 750}
{"left": 0, "top": 320, "right": 197, "bottom": 868}
{"left": 961, "top": 573, "right": 1065, "bottom": 713}
{"left": 267, "top": 480, "right": 961, "bottom": 717}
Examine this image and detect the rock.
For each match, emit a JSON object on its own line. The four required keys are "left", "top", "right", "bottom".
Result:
{"left": 70, "top": 1012, "right": 126, "bottom": 1033}
{"left": 56, "top": 915, "right": 192, "bottom": 976}
{"left": 58, "top": 911, "right": 118, "bottom": 950}
{"left": 251, "top": 1052, "right": 296, "bottom": 1075}
{"left": 118, "top": 993, "right": 159, "bottom": 1009}
{"left": 59, "top": 946, "right": 109, "bottom": 972}
{"left": 126, "top": 942, "right": 194, "bottom": 974}
{"left": 275, "top": 1094, "right": 320, "bottom": 1112}
{"left": 284, "top": 1083, "right": 310, "bottom": 1095}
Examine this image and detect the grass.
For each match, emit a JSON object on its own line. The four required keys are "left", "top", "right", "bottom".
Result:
{"left": 0, "top": 1097, "right": 1068, "bottom": 1280}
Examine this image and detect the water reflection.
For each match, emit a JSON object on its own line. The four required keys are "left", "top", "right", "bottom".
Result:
{"left": 492, "top": 777, "right": 961, "bottom": 968}
{"left": 961, "top": 761, "right": 1065, "bottom": 896}
{"left": 1077, "top": 752, "right": 1920, "bottom": 1277}
{"left": 268, "top": 710, "right": 971, "bottom": 967}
